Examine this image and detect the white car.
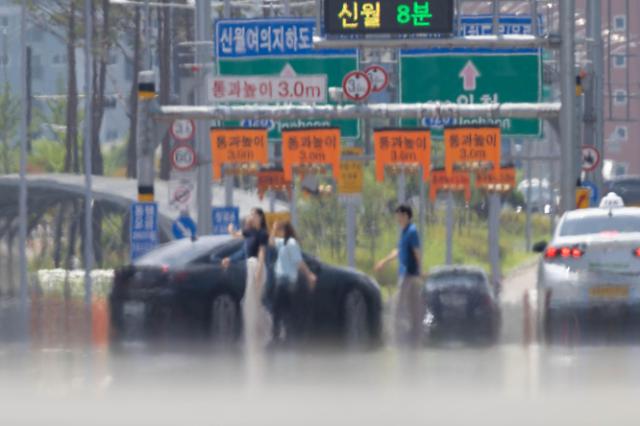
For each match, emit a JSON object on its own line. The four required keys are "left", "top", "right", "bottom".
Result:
{"left": 534, "top": 195, "right": 640, "bottom": 339}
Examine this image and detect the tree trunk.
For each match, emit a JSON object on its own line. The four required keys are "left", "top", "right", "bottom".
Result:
{"left": 126, "top": 7, "right": 141, "bottom": 178}
{"left": 89, "top": 0, "right": 109, "bottom": 177}
{"left": 53, "top": 203, "right": 66, "bottom": 268}
{"left": 158, "top": 3, "right": 171, "bottom": 180}
{"left": 64, "top": 1, "right": 79, "bottom": 174}
{"left": 92, "top": 204, "right": 103, "bottom": 267}
{"left": 66, "top": 200, "right": 78, "bottom": 271}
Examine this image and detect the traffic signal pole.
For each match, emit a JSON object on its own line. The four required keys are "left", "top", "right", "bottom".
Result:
{"left": 137, "top": 71, "right": 157, "bottom": 203}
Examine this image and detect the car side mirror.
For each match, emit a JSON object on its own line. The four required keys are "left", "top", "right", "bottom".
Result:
{"left": 532, "top": 241, "right": 548, "bottom": 253}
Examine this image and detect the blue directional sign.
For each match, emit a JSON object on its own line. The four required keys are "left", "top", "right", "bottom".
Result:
{"left": 582, "top": 180, "right": 600, "bottom": 206}
{"left": 212, "top": 207, "right": 240, "bottom": 236}
{"left": 215, "top": 18, "right": 355, "bottom": 58}
{"left": 172, "top": 214, "right": 197, "bottom": 240}
{"left": 130, "top": 202, "right": 158, "bottom": 261}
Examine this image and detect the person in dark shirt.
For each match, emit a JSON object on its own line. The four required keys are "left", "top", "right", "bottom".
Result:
{"left": 375, "top": 204, "right": 424, "bottom": 346}
{"left": 221, "top": 207, "right": 271, "bottom": 349}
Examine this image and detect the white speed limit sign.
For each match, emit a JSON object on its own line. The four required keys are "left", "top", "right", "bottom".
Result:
{"left": 364, "top": 65, "right": 389, "bottom": 93}
{"left": 342, "top": 71, "right": 371, "bottom": 102}
{"left": 170, "top": 119, "right": 195, "bottom": 142}
{"left": 170, "top": 144, "right": 197, "bottom": 172}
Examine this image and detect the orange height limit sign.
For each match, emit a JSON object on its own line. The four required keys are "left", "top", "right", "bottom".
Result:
{"left": 210, "top": 128, "right": 269, "bottom": 180}
{"left": 281, "top": 128, "right": 341, "bottom": 181}
{"left": 373, "top": 129, "right": 431, "bottom": 182}
{"left": 444, "top": 126, "right": 501, "bottom": 175}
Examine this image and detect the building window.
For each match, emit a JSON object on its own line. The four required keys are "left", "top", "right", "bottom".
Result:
{"left": 31, "top": 54, "right": 43, "bottom": 80}
{"left": 615, "top": 163, "right": 628, "bottom": 177}
{"left": 0, "top": 54, "right": 8, "bottom": 66}
{"left": 106, "top": 129, "right": 119, "bottom": 140}
{"left": 0, "top": 16, "right": 9, "bottom": 28}
{"left": 613, "top": 54, "right": 627, "bottom": 68}
{"left": 613, "top": 15, "right": 627, "bottom": 31}
{"left": 53, "top": 53, "right": 67, "bottom": 64}
{"left": 614, "top": 89, "right": 627, "bottom": 106}
{"left": 614, "top": 126, "right": 628, "bottom": 141}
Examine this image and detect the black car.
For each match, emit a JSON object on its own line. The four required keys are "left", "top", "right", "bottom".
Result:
{"left": 605, "top": 176, "right": 640, "bottom": 207}
{"left": 422, "top": 266, "right": 500, "bottom": 343}
{"left": 109, "top": 236, "right": 382, "bottom": 348}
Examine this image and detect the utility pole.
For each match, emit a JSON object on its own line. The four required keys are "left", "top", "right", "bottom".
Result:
{"left": 19, "top": 2, "right": 29, "bottom": 329}
{"left": 585, "top": 0, "right": 604, "bottom": 195}
{"left": 560, "top": 0, "right": 577, "bottom": 212}
{"left": 145, "top": 0, "right": 152, "bottom": 69}
{"left": 83, "top": 0, "right": 94, "bottom": 313}
{"left": 195, "top": 0, "right": 213, "bottom": 235}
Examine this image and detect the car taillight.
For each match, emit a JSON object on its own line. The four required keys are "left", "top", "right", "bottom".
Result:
{"left": 160, "top": 264, "right": 170, "bottom": 274}
{"left": 633, "top": 248, "right": 640, "bottom": 258}
{"left": 545, "top": 246, "right": 584, "bottom": 260}
{"left": 544, "top": 247, "right": 558, "bottom": 259}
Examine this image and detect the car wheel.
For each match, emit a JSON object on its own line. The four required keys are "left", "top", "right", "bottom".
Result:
{"left": 343, "top": 289, "right": 370, "bottom": 348}
{"left": 210, "top": 293, "right": 239, "bottom": 345}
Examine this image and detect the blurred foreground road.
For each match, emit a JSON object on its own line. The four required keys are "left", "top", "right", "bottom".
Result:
{"left": 3, "top": 262, "right": 640, "bottom": 425}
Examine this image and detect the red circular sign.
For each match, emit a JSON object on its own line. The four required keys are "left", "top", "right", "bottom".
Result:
{"left": 581, "top": 145, "right": 601, "bottom": 173}
{"left": 364, "top": 65, "right": 389, "bottom": 93}
{"left": 171, "top": 143, "right": 197, "bottom": 172}
{"left": 170, "top": 119, "right": 196, "bottom": 142}
{"left": 342, "top": 71, "right": 371, "bottom": 102}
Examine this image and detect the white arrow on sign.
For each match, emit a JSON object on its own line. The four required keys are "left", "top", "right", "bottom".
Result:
{"left": 459, "top": 60, "right": 481, "bottom": 91}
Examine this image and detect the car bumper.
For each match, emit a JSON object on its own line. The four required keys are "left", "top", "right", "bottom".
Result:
{"left": 540, "top": 264, "right": 640, "bottom": 312}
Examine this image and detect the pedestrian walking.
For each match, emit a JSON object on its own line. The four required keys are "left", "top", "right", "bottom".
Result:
{"left": 222, "top": 207, "right": 271, "bottom": 350}
{"left": 270, "top": 221, "right": 317, "bottom": 344}
{"left": 375, "top": 204, "right": 424, "bottom": 346}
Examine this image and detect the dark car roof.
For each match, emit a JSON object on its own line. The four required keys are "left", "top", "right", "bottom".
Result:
{"left": 134, "top": 235, "right": 235, "bottom": 267}
{"left": 427, "top": 265, "right": 487, "bottom": 279}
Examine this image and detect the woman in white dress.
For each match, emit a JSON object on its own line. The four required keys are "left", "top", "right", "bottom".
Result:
{"left": 221, "top": 208, "right": 271, "bottom": 351}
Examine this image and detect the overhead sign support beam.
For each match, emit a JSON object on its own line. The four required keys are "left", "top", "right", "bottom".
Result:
{"left": 157, "top": 102, "right": 561, "bottom": 121}
{"left": 313, "top": 34, "right": 560, "bottom": 50}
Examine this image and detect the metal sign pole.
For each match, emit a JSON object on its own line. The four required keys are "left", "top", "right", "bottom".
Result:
{"left": 488, "top": 192, "right": 501, "bottom": 289}
{"left": 445, "top": 191, "right": 454, "bottom": 265}
{"left": 290, "top": 176, "right": 298, "bottom": 228}
{"left": 418, "top": 166, "right": 426, "bottom": 246}
{"left": 587, "top": 0, "right": 605, "bottom": 195}
{"left": 525, "top": 141, "right": 533, "bottom": 251}
{"left": 224, "top": 175, "right": 233, "bottom": 206}
{"left": 397, "top": 171, "right": 406, "bottom": 204}
{"left": 560, "top": 0, "right": 577, "bottom": 212}
{"left": 195, "top": 0, "right": 213, "bottom": 235}
{"left": 346, "top": 199, "right": 356, "bottom": 268}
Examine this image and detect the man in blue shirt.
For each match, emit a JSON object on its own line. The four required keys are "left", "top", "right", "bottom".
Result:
{"left": 375, "top": 204, "right": 423, "bottom": 345}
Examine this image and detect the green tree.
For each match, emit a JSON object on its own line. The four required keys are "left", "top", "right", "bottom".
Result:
{"left": 0, "top": 81, "right": 19, "bottom": 173}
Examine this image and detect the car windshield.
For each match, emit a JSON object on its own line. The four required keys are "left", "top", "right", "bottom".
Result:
{"left": 559, "top": 215, "right": 640, "bottom": 236}
{"left": 134, "top": 237, "right": 228, "bottom": 267}
{"left": 427, "top": 273, "right": 485, "bottom": 289}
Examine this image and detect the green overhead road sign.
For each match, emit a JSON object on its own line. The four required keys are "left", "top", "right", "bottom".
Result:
{"left": 215, "top": 18, "right": 359, "bottom": 141}
{"left": 400, "top": 15, "right": 542, "bottom": 138}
